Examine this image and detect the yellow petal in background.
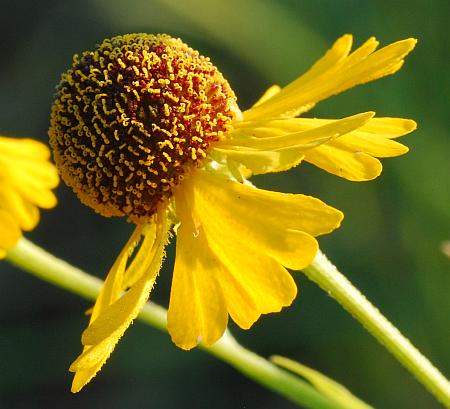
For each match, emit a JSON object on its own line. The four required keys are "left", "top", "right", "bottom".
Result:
{"left": 244, "top": 36, "right": 416, "bottom": 120}
{"left": 0, "top": 136, "right": 52, "bottom": 160}
{"left": 0, "top": 154, "right": 59, "bottom": 188}
{"left": 0, "top": 209, "right": 21, "bottom": 255}
{"left": 0, "top": 189, "right": 40, "bottom": 231}
{"left": 0, "top": 136, "right": 59, "bottom": 251}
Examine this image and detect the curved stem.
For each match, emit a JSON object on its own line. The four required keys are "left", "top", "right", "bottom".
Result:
{"left": 302, "top": 250, "right": 450, "bottom": 407}
{"left": 5, "top": 238, "right": 341, "bottom": 409}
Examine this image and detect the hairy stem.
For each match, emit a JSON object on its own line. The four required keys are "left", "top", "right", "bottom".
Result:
{"left": 6, "top": 238, "right": 342, "bottom": 409}
{"left": 302, "top": 250, "right": 450, "bottom": 407}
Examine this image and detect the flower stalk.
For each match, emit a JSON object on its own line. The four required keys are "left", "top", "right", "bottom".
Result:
{"left": 302, "top": 250, "right": 450, "bottom": 407}
{"left": 6, "top": 238, "right": 450, "bottom": 407}
{"left": 6, "top": 238, "right": 341, "bottom": 409}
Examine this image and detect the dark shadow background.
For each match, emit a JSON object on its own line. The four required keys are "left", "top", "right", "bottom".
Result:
{"left": 0, "top": 0, "right": 449, "bottom": 408}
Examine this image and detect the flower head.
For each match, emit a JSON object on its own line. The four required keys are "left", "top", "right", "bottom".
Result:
{"left": 0, "top": 136, "right": 59, "bottom": 258}
{"left": 48, "top": 33, "right": 416, "bottom": 392}
{"left": 50, "top": 34, "right": 239, "bottom": 222}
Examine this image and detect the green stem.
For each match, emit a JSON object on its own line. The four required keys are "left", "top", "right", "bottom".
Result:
{"left": 302, "top": 250, "right": 450, "bottom": 407}
{"left": 6, "top": 238, "right": 341, "bottom": 409}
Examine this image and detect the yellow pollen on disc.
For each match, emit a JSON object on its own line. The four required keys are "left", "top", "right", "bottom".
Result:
{"left": 49, "top": 33, "right": 238, "bottom": 221}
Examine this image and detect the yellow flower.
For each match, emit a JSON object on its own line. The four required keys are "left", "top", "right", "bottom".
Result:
{"left": 0, "top": 136, "right": 59, "bottom": 258}
{"left": 48, "top": 33, "right": 416, "bottom": 392}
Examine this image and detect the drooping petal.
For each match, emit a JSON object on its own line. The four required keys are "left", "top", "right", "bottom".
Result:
{"left": 89, "top": 225, "right": 145, "bottom": 321}
{"left": 70, "top": 212, "right": 170, "bottom": 393}
{"left": 243, "top": 36, "right": 416, "bottom": 120}
{"left": 168, "top": 167, "right": 340, "bottom": 344}
{"left": 188, "top": 174, "right": 300, "bottom": 328}
{"left": 191, "top": 172, "right": 323, "bottom": 269}
{"left": 206, "top": 229, "right": 298, "bottom": 330}
{"left": 122, "top": 222, "right": 158, "bottom": 289}
{"left": 168, "top": 193, "right": 228, "bottom": 350}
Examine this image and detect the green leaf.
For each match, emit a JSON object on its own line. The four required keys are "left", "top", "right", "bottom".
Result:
{"left": 271, "top": 355, "right": 374, "bottom": 409}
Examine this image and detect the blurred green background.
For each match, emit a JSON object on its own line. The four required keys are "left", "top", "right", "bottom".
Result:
{"left": 1, "top": 0, "right": 449, "bottom": 408}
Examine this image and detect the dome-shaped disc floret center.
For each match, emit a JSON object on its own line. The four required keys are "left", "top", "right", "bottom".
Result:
{"left": 49, "top": 34, "right": 238, "bottom": 221}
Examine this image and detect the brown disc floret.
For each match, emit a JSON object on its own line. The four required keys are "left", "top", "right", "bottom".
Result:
{"left": 49, "top": 33, "right": 238, "bottom": 221}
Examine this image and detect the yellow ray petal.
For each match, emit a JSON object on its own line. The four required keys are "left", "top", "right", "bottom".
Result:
{"left": 195, "top": 205, "right": 298, "bottom": 329}
{"left": 214, "top": 239, "right": 297, "bottom": 330}
{"left": 80, "top": 259, "right": 158, "bottom": 346}
{"left": 292, "top": 34, "right": 354, "bottom": 87}
{"left": 191, "top": 172, "right": 322, "bottom": 270}
{"left": 354, "top": 117, "right": 417, "bottom": 139}
{"left": 243, "top": 36, "right": 416, "bottom": 120}
{"left": 70, "top": 337, "right": 115, "bottom": 372}
{"left": 122, "top": 223, "right": 158, "bottom": 289}
{"left": 89, "top": 225, "right": 145, "bottom": 321}
{"left": 213, "top": 146, "right": 305, "bottom": 175}
{"left": 304, "top": 144, "right": 382, "bottom": 181}
{"left": 82, "top": 227, "right": 156, "bottom": 342}
{"left": 296, "top": 117, "right": 415, "bottom": 180}
{"left": 223, "top": 112, "right": 374, "bottom": 150}
{"left": 194, "top": 169, "right": 342, "bottom": 239}
{"left": 218, "top": 112, "right": 374, "bottom": 175}
{"left": 332, "top": 133, "right": 409, "bottom": 158}
{"left": 252, "top": 85, "right": 281, "bottom": 107}
{"left": 168, "top": 194, "right": 228, "bottom": 350}
{"left": 70, "top": 212, "right": 169, "bottom": 393}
